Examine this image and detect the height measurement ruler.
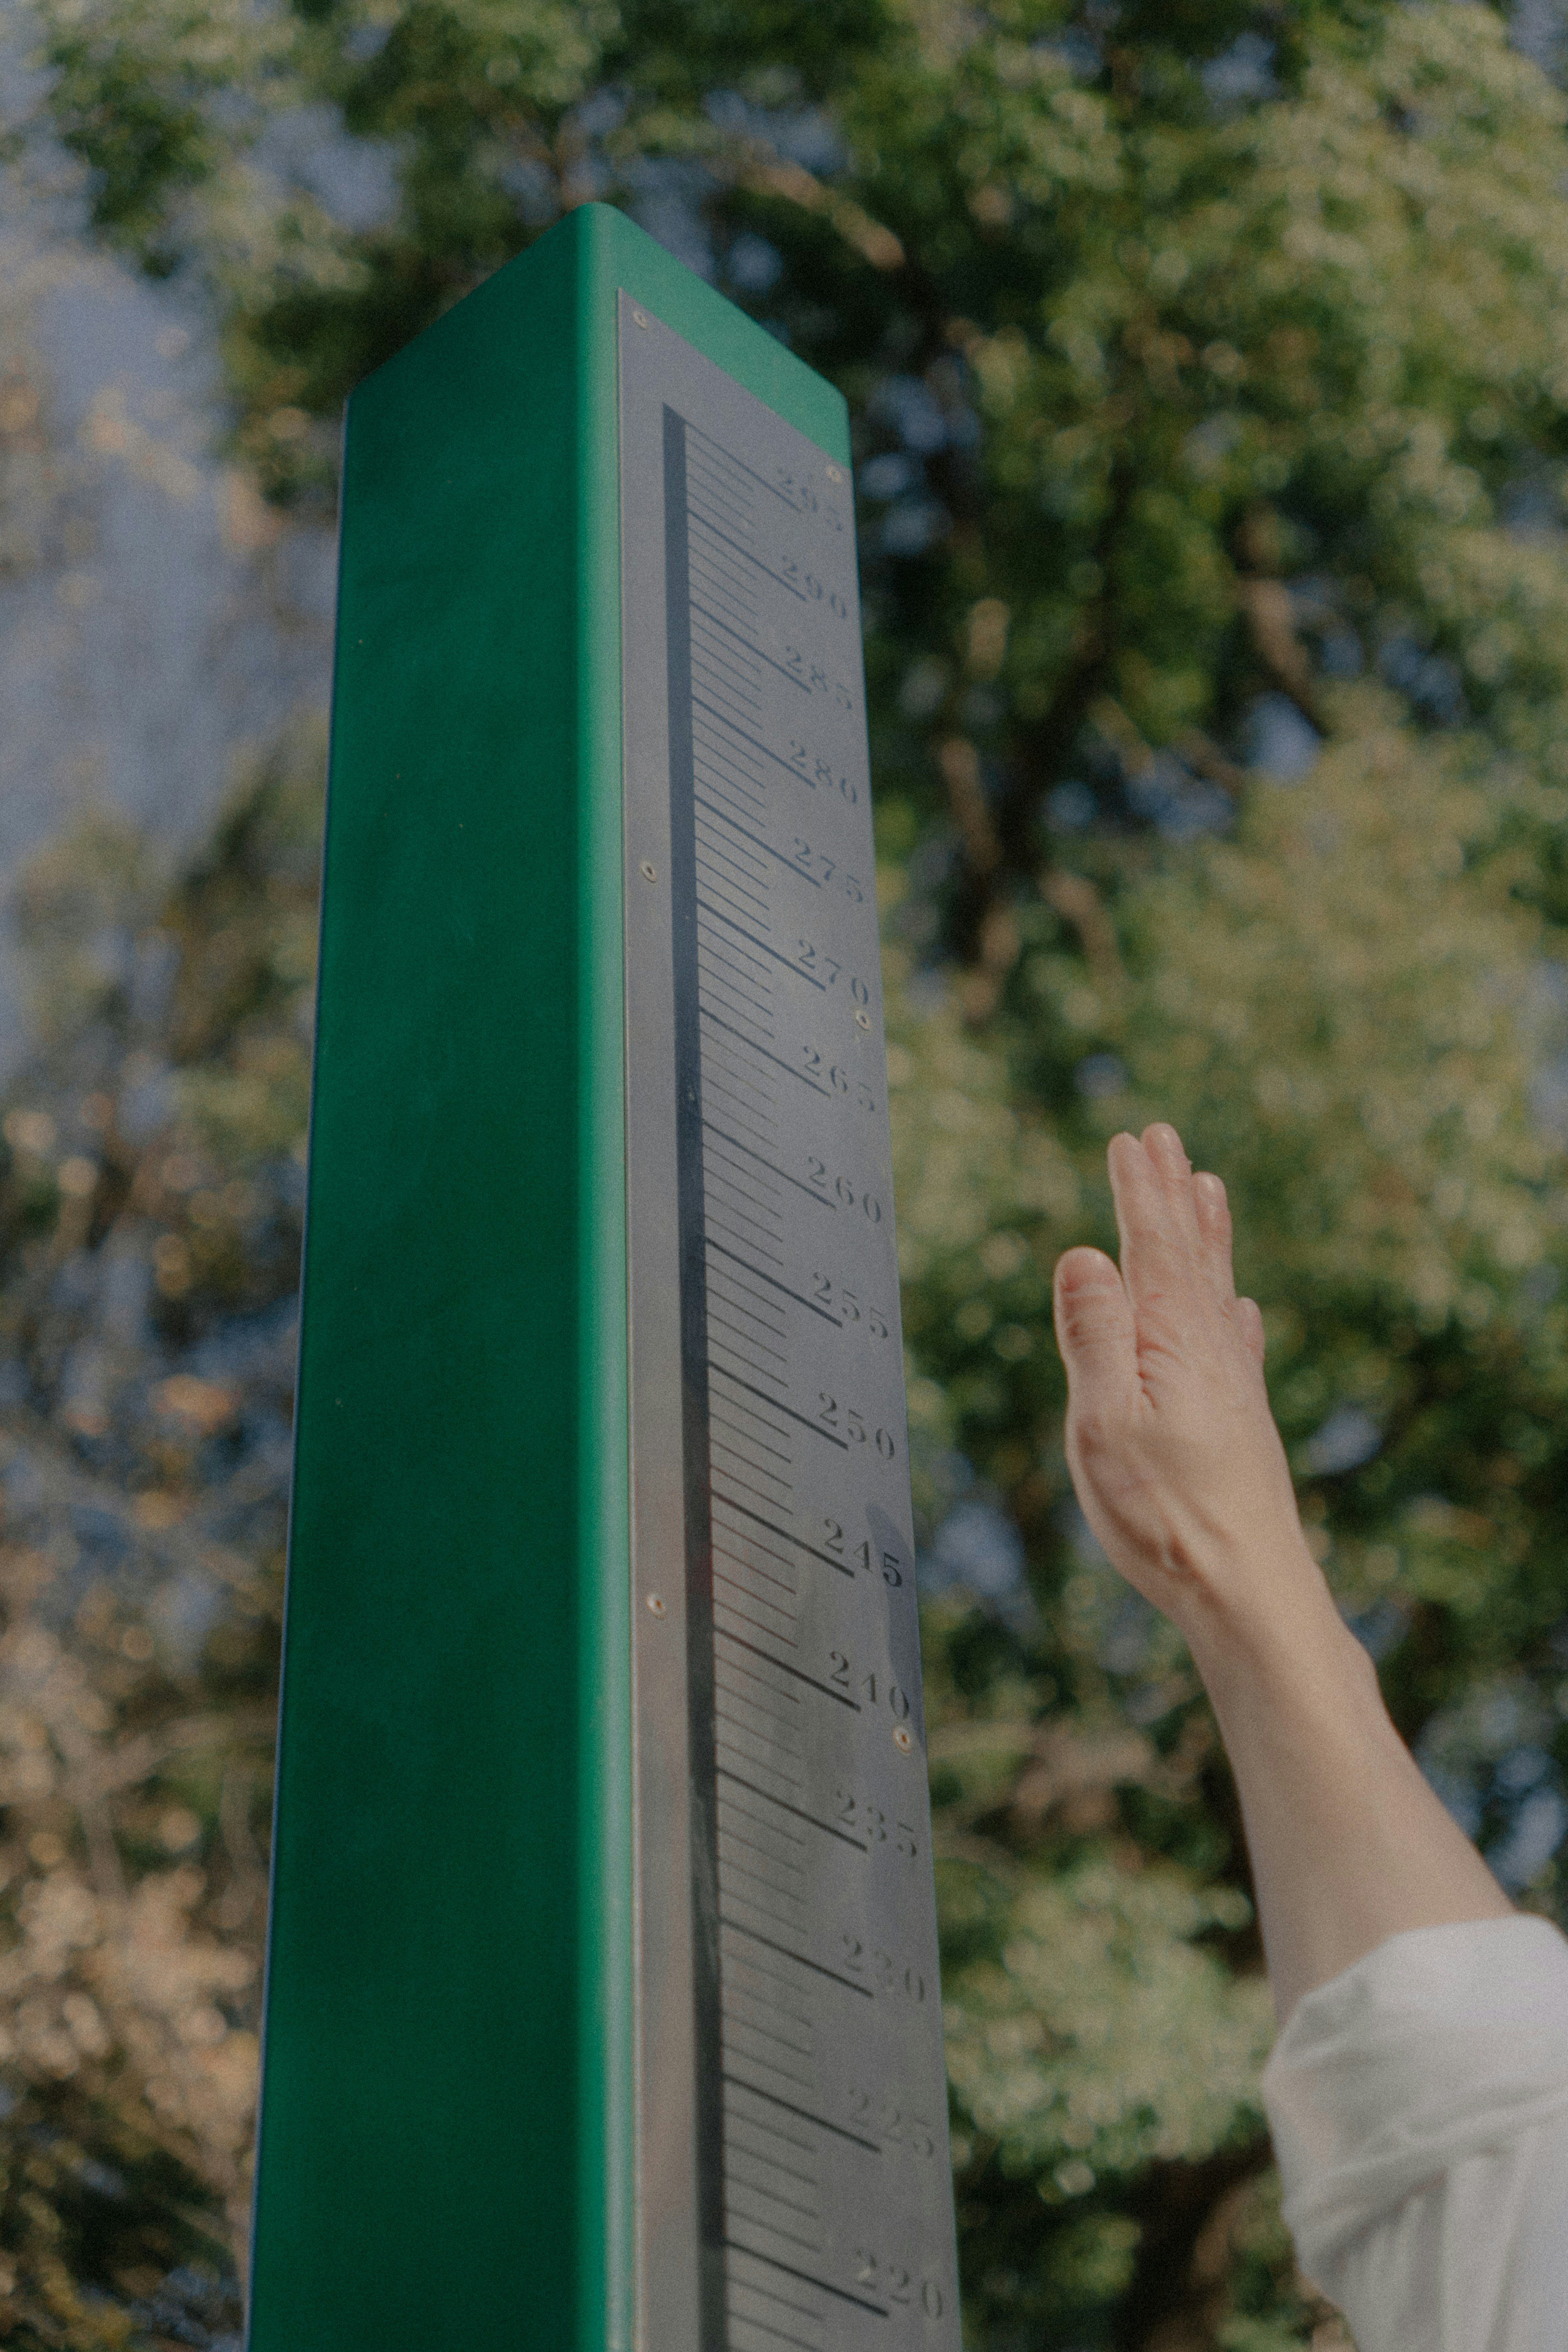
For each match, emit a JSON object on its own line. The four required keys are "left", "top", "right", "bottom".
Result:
{"left": 621, "top": 296, "right": 960, "bottom": 2352}
{"left": 247, "top": 209, "right": 959, "bottom": 2350}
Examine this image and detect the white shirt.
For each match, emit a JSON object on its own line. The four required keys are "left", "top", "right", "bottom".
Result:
{"left": 1263, "top": 1917, "right": 1568, "bottom": 2350}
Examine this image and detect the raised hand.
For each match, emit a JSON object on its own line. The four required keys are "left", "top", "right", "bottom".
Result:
{"left": 1052, "top": 1121, "right": 1511, "bottom": 2022}
{"left": 1051, "top": 1121, "right": 1314, "bottom": 1650}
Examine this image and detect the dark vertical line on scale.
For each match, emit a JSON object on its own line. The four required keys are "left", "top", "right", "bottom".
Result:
{"left": 665, "top": 402, "right": 729, "bottom": 2352}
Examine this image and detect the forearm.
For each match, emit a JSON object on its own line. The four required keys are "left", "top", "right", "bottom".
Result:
{"left": 1054, "top": 1126, "right": 1514, "bottom": 2025}
{"left": 1181, "top": 1544, "right": 1513, "bottom": 2024}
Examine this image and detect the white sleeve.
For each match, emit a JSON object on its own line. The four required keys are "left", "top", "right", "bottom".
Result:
{"left": 1262, "top": 1916, "right": 1568, "bottom": 2352}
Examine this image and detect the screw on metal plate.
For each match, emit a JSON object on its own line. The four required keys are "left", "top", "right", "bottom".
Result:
{"left": 633, "top": 308, "right": 650, "bottom": 329}
{"left": 646, "top": 1592, "right": 667, "bottom": 1617}
{"left": 854, "top": 1009, "right": 871, "bottom": 1031}
{"left": 893, "top": 1726, "right": 913, "bottom": 1753}
{"left": 826, "top": 464, "right": 845, "bottom": 482}
{"left": 640, "top": 859, "right": 658, "bottom": 882}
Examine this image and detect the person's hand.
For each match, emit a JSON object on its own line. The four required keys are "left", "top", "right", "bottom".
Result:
{"left": 1054, "top": 1122, "right": 1513, "bottom": 2018}
{"left": 1052, "top": 1122, "right": 1319, "bottom": 1652}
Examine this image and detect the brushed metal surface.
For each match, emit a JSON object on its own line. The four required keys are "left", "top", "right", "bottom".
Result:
{"left": 622, "top": 291, "right": 960, "bottom": 2352}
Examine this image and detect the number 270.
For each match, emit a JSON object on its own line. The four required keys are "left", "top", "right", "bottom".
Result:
{"left": 853, "top": 2252, "right": 945, "bottom": 2316}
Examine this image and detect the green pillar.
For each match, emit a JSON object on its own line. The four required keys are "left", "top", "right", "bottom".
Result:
{"left": 249, "top": 203, "right": 956, "bottom": 2352}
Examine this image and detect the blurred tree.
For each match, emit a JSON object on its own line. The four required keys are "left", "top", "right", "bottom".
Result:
{"left": 17, "top": 0, "right": 1568, "bottom": 2343}
{"left": 0, "top": 743, "right": 321, "bottom": 2347}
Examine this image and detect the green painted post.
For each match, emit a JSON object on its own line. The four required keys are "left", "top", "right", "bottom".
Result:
{"left": 248, "top": 207, "right": 854, "bottom": 2350}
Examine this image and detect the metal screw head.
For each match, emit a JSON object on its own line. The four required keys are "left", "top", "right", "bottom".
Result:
{"left": 646, "top": 1592, "right": 667, "bottom": 1617}
{"left": 854, "top": 1009, "right": 871, "bottom": 1031}
{"left": 826, "top": 464, "right": 845, "bottom": 483}
{"left": 893, "top": 1726, "right": 913, "bottom": 1753}
{"left": 640, "top": 859, "right": 658, "bottom": 883}
{"left": 633, "top": 308, "right": 650, "bottom": 329}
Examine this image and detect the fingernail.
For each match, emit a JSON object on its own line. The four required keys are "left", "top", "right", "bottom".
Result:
{"left": 1056, "top": 1246, "right": 1115, "bottom": 1289}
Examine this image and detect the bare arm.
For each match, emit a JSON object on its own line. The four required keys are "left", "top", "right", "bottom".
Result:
{"left": 1053, "top": 1121, "right": 1510, "bottom": 2024}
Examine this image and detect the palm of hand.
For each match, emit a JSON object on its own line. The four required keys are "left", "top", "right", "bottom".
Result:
{"left": 1053, "top": 1124, "right": 1306, "bottom": 1632}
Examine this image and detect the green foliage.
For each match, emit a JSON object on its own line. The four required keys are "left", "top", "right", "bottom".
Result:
{"left": 33, "top": 0, "right": 894, "bottom": 495}
{"left": 20, "top": 0, "right": 1568, "bottom": 2341}
{"left": 0, "top": 744, "right": 320, "bottom": 2345}
{"left": 0, "top": 2069, "right": 235, "bottom": 2351}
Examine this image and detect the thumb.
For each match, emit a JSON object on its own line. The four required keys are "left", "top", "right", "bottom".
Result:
{"left": 1053, "top": 1246, "right": 1138, "bottom": 1408}
{"left": 1233, "top": 1295, "right": 1272, "bottom": 1399}
{"left": 1235, "top": 1295, "right": 1266, "bottom": 1365}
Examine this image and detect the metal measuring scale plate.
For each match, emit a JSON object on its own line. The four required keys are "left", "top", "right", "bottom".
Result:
{"left": 621, "top": 293, "right": 961, "bottom": 2352}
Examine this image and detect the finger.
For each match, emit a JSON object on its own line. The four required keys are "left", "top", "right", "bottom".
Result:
{"left": 1193, "top": 1171, "right": 1237, "bottom": 1304}
{"left": 1142, "top": 1122, "right": 1204, "bottom": 1250}
{"left": 1142, "top": 1120, "right": 1191, "bottom": 1175}
{"left": 1053, "top": 1246, "right": 1138, "bottom": 1407}
{"left": 1107, "top": 1128, "right": 1168, "bottom": 1246}
{"left": 1107, "top": 1132, "right": 1207, "bottom": 1324}
{"left": 1235, "top": 1295, "right": 1266, "bottom": 1364}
